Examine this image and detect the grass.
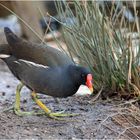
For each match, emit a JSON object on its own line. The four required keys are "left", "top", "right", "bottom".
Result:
{"left": 55, "top": 1, "right": 140, "bottom": 97}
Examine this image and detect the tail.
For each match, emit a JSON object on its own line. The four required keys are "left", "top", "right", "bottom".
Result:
{"left": 4, "top": 27, "right": 21, "bottom": 45}
{"left": 0, "top": 54, "right": 19, "bottom": 79}
{"left": 0, "top": 54, "right": 17, "bottom": 65}
{"left": 0, "top": 54, "right": 10, "bottom": 60}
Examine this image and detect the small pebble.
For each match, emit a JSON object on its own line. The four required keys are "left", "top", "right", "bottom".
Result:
{"left": 6, "top": 85, "right": 10, "bottom": 88}
{"left": 34, "top": 128, "right": 37, "bottom": 131}
{"left": 26, "top": 127, "right": 30, "bottom": 130}
{"left": 23, "top": 99, "right": 27, "bottom": 103}
{"left": 35, "top": 133, "right": 40, "bottom": 136}
{"left": 2, "top": 92, "right": 6, "bottom": 96}
{"left": 21, "top": 107, "right": 25, "bottom": 111}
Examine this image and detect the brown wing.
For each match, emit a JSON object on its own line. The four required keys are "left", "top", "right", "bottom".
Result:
{"left": 4, "top": 27, "right": 74, "bottom": 67}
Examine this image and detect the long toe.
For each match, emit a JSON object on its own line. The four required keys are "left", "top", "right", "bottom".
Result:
{"left": 14, "top": 109, "right": 35, "bottom": 116}
{"left": 48, "top": 111, "right": 79, "bottom": 120}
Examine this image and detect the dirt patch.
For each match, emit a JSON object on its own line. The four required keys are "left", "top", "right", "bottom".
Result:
{"left": 0, "top": 63, "right": 140, "bottom": 139}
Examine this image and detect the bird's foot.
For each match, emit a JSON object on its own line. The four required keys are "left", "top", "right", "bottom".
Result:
{"left": 14, "top": 108, "right": 34, "bottom": 116}
{"left": 48, "top": 111, "right": 79, "bottom": 120}
{"left": 1, "top": 105, "right": 46, "bottom": 116}
{"left": 14, "top": 108, "right": 47, "bottom": 116}
{"left": 31, "top": 92, "right": 79, "bottom": 120}
{"left": 1, "top": 106, "right": 14, "bottom": 113}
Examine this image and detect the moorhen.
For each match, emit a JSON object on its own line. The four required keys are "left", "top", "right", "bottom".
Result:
{"left": 0, "top": 27, "right": 93, "bottom": 119}
{"left": 1, "top": 27, "right": 75, "bottom": 98}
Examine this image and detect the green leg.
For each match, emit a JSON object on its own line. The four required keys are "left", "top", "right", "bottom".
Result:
{"left": 31, "top": 92, "right": 78, "bottom": 120}
{"left": 1, "top": 83, "right": 24, "bottom": 113}
{"left": 14, "top": 83, "right": 44, "bottom": 116}
{"left": 14, "top": 83, "right": 23, "bottom": 112}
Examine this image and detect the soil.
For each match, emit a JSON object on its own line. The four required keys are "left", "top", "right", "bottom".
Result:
{"left": 0, "top": 61, "right": 140, "bottom": 139}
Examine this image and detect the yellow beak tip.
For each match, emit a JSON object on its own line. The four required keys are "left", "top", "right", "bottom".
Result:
{"left": 89, "top": 87, "right": 93, "bottom": 93}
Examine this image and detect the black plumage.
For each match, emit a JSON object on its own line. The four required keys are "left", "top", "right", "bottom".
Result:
{"left": 0, "top": 27, "right": 93, "bottom": 118}
{"left": 1, "top": 55, "right": 91, "bottom": 98}
{"left": 3, "top": 27, "right": 74, "bottom": 67}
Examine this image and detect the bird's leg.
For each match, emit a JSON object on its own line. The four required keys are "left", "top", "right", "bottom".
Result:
{"left": 14, "top": 83, "right": 23, "bottom": 112}
{"left": 14, "top": 83, "right": 44, "bottom": 116}
{"left": 31, "top": 92, "right": 51, "bottom": 113}
{"left": 14, "top": 83, "right": 31, "bottom": 116}
{"left": 31, "top": 92, "right": 78, "bottom": 119}
{"left": 2, "top": 82, "right": 25, "bottom": 113}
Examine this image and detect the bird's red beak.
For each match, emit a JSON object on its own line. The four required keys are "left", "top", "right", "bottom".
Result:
{"left": 86, "top": 74, "right": 93, "bottom": 93}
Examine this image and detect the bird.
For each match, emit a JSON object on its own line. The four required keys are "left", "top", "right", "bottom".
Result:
{"left": 1, "top": 27, "right": 75, "bottom": 103}
{"left": 1, "top": 27, "right": 75, "bottom": 101}
{"left": 0, "top": 27, "right": 93, "bottom": 119}
{"left": 1, "top": 55, "right": 93, "bottom": 98}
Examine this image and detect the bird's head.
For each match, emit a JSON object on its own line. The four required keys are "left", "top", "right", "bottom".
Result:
{"left": 69, "top": 65, "right": 93, "bottom": 93}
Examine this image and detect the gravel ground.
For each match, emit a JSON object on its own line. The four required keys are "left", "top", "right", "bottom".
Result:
{"left": 0, "top": 62, "right": 139, "bottom": 139}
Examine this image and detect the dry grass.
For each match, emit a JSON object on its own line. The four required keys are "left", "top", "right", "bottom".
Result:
{"left": 95, "top": 101, "right": 140, "bottom": 139}
{"left": 54, "top": 1, "right": 140, "bottom": 97}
